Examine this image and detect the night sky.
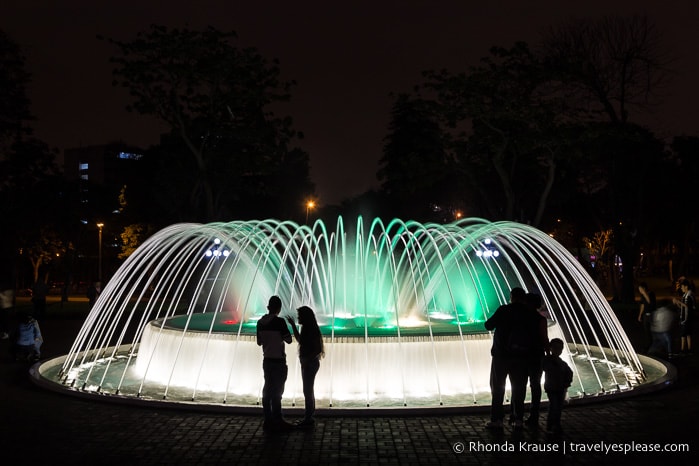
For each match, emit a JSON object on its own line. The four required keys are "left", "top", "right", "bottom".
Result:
{"left": 1, "top": 1, "right": 697, "bottom": 205}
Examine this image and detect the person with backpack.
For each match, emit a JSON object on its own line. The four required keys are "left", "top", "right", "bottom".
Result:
{"left": 484, "top": 287, "right": 544, "bottom": 430}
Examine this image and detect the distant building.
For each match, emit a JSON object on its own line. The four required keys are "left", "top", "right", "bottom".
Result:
{"left": 62, "top": 143, "right": 147, "bottom": 285}
{"left": 63, "top": 143, "right": 146, "bottom": 211}
{"left": 63, "top": 143, "right": 145, "bottom": 186}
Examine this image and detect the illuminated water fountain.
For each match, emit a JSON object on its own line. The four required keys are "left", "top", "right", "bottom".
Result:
{"left": 35, "top": 217, "right": 658, "bottom": 410}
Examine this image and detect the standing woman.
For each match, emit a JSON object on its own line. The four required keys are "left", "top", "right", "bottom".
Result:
{"left": 673, "top": 278, "right": 694, "bottom": 355}
{"left": 286, "top": 306, "right": 324, "bottom": 427}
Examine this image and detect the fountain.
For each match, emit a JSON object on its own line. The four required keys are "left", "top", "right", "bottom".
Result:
{"left": 34, "top": 217, "right": 664, "bottom": 410}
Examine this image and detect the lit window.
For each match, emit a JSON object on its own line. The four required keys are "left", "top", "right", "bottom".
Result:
{"left": 118, "top": 151, "right": 143, "bottom": 160}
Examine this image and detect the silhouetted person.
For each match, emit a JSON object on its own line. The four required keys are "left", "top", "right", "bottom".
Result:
{"left": 648, "top": 300, "right": 675, "bottom": 359}
{"left": 637, "top": 282, "right": 656, "bottom": 351}
{"left": 523, "top": 292, "right": 549, "bottom": 428}
{"left": 484, "top": 287, "right": 543, "bottom": 430}
{"left": 0, "top": 284, "right": 14, "bottom": 340}
{"left": 673, "top": 278, "right": 694, "bottom": 354}
{"left": 87, "top": 281, "right": 101, "bottom": 309}
{"left": 542, "top": 338, "right": 573, "bottom": 435}
{"left": 286, "top": 305, "right": 325, "bottom": 427}
{"left": 31, "top": 278, "right": 48, "bottom": 319}
{"left": 257, "top": 295, "right": 293, "bottom": 432}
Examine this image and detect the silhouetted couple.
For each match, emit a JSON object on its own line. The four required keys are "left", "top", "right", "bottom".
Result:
{"left": 484, "top": 287, "right": 548, "bottom": 430}
{"left": 256, "top": 295, "right": 324, "bottom": 433}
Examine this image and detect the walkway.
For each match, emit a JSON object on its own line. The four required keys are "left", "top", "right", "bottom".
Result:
{"left": 1, "top": 298, "right": 696, "bottom": 465}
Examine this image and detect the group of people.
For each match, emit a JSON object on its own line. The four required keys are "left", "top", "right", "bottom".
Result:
{"left": 254, "top": 279, "right": 696, "bottom": 435}
{"left": 257, "top": 289, "right": 577, "bottom": 435}
{"left": 484, "top": 287, "right": 573, "bottom": 435}
{"left": 256, "top": 295, "right": 324, "bottom": 433}
{"left": 638, "top": 278, "right": 694, "bottom": 358}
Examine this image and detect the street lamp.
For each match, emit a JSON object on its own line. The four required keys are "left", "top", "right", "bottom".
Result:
{"left": 305, "top": 200, "right": 316, "bottom": 224}
{"left": 97, "top": 222, "right": 104, "bottom": 282}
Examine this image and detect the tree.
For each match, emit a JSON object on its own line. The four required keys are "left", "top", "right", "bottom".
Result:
{"left": 0, "top": 31, "right": 57, "bottom": 191}
{"left": 542, "top": 15, "right": 671, "bottom": 302}
{"left": 104, "top": 25, "right": 312, "bottom": 221}
{"left": 421, "top": 43, "right": 580, "bottom": 226}
{"left": 0, "top": 29, "right": 32, "bottom": 149}
{"left": 0, "top": 30, "right": 56, "bottom": 189}
{"left": 22, "top": 226, "right": 67, "bottom": 283}
{"left": 378, "top": 94, "right": 453, "bottom": 220}
{"left": 542, "top": 15, "right": 670, "bottom": 125}
{"left": 0, "top": 31, "right": 60, "bottom": 285}
{"left": 662, "top": 136, "right": 699, "bottom": 277}
{"left": 119, "top": 224, "right": 147, "bottom": 260}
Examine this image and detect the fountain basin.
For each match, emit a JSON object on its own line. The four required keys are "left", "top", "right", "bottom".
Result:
{"left": 36, "top": 217, "right": 655, "bottom": 410}
{"left": 134, "top": 313, "right": 499, "bottom": 404}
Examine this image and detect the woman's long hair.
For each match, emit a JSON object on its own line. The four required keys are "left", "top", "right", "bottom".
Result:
{"left": 297, "top": 306, "right": 324, "bottom": 359}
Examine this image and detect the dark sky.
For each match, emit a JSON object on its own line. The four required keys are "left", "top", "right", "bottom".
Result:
{"left": 1, "top": 1, "right": 697, "bottom": 205}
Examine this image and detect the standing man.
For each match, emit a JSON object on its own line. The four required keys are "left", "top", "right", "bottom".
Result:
{"left": 256, "top": 295, "right": 293, "bottom": 432}
{"left": 484, "top": 287, "right": 543, "bottom": 430}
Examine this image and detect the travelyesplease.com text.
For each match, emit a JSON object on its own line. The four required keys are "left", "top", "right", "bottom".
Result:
{"left": 453, "top": 440, "right": 690, "bottom": 454}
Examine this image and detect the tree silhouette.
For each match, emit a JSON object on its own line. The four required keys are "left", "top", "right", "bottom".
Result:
{"left": 378, "top": 94, "right": 453, "bottom": 220}
{"left": 421, "top": 42, "right": 580, "bottom": 226}
{"left": 103, "top": 25, "right": 312, "bottom": 221}
{"left": 542, "top": 14, "right": 671, "bottom": 125}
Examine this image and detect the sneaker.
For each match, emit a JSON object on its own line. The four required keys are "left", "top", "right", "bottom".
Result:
{"left": 485, "top": 420, "right": 504, "bottom": 430}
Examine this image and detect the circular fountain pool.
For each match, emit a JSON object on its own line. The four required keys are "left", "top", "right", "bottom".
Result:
{"left": 33, "top": 217, "right": 666, "bottom": 411}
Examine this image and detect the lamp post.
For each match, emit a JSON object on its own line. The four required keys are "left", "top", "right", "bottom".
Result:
{"left": 97, "top": 222, "right": 104, "bottom": 282}
{"left": 305, "top": 200, "right": 316, "bottom": 224}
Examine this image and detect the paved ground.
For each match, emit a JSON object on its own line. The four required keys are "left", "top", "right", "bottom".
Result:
{"left": 1, "top": 293, "right": 697, "bottom": 465}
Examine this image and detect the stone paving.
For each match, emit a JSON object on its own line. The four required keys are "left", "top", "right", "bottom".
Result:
{"left": 1, "top": 307, "right": 697, "bottom": 465}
